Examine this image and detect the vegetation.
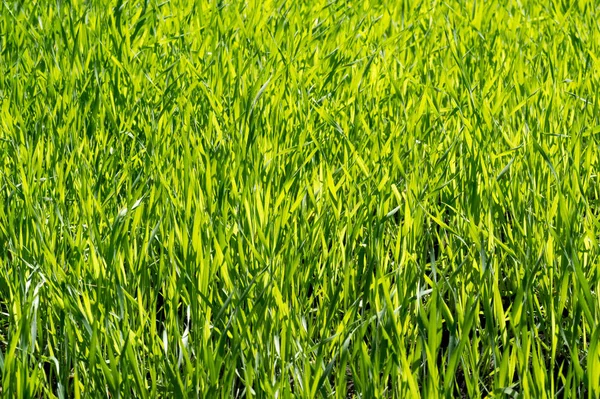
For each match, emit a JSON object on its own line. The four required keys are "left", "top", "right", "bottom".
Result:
{"left": 1, "top": 0, "right": 600, "bottom": 397}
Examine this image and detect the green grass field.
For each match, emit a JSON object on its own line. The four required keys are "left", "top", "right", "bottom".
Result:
{"left": 1, "top": 0, "right": 600, "bottom": 397}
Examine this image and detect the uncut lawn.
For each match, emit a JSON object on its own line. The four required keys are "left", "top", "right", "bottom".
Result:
{"left": 1, "top": 0, "right": 600, "bottom": 397}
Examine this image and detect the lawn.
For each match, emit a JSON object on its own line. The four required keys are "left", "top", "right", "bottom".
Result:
{"left": 1, "top": 0, "right": 600, "bottom": 397}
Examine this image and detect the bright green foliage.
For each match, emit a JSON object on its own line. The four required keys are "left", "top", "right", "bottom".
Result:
{"left": 1, "top": 0, "right": 600, "bottom": 397}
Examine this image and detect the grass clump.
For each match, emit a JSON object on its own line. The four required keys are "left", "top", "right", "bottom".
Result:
{"left": 1, "top": 0, "right": 600, "bottom": 397}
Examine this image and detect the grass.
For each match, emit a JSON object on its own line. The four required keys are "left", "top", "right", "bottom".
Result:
{"left": 1, "top": 0, "right": 600, "bottom": 397}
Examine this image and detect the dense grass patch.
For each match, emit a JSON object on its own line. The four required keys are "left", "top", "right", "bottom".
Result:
{"left": 1, "top": 0, "right": 600, "bottom": 397}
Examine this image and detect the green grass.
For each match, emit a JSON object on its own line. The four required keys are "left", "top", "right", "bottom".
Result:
{"left": 1, "top": 0, "right": 600, "bottom": 397}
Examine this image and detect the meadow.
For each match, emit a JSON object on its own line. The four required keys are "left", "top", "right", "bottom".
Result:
{"left": 1, "top": 0, "right": 600, "bottom": 397}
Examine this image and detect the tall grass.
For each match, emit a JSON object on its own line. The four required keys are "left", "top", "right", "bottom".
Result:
{"left": 1, "top": 0, "right": 599, "bottom": 397}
